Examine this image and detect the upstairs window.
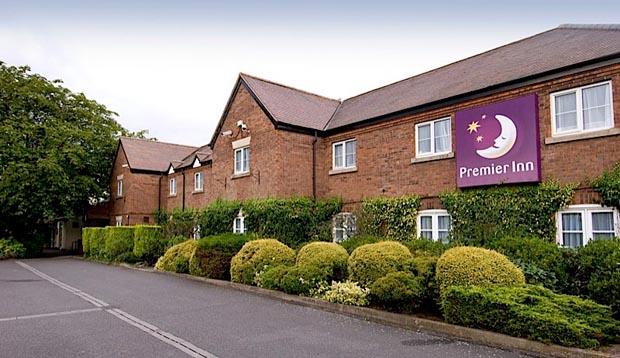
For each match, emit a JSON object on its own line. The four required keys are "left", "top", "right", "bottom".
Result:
{"left": 551, "top": 81, "right": 613, "bottom": 136}
{"left": 169, "top": 178, "right": 176, "bottom": 196}
{"left": 194, "top": 172, "right": 203, "bottom": 192}
{"left": 417, "top": 210, "right": 451, "bottom": 243}
{"left": 415, "top": 117, "right": 451, "bottom": 157}
{"left": 234, "top": 147, "right": 250, "bottom": 175}
{"left": 233, "top": 210, "right": 245, "bottom": 234}
{"left": 117, "top": 179, "right": 123, "bottom": 197}
{"left": 556, "top": 205, "right": 618, "bottom": 248}
{"left": 332, "top": 139, "right": 356, "bottom": 170}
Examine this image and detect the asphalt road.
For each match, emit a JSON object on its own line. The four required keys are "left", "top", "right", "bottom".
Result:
{"left": 0, "top": 258, "right": 529, "bottom": 358}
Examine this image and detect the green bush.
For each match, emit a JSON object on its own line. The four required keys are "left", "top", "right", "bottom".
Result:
{"left": 356, "top": 195, "right": 420, "bottom": 240}
{"left": 162, "top": 209, "right": 197, "bottom": 239}
{"left": 436, "top": 246, "right": 525, "bottom": 294}
{"left": 441, "top": 284, "right": 620, "bottom": 348}
{"left": 188, "top": 233, "right": 256, "bottom": 280}
{"left": 575, "top": 238, "right": 620, "bottom": 318}
{"left": 0, "top": 239, "right": 26, "bottom": 259}
{"left": 339, "top": 235, "right": 385, "bottom": 254}
{"left": 296, "top": 242, "right": 349, "bottom": 282}
{"left": 403, "top": 238, "right": 452, "bottom": 257}
{"left": 310, "top": 280, "right": 370, "bottom": 306}
{"left": 230, "top": 239, "right": 295, "bottom": 285}
{"left": 165, "top": 235, "right": 190, "bottom": 249}
{"left": 258, "top": 265, "right": 326, "bottom": 295}
{"left": 487, "top": 236, "right": 570, "bottom": 291}
{"left": 196, "top": 199, "right": 241, "bottom": 236}
{"left": 348, "top": 241, "right": 413, "bottom": 286}
{"left": 440, "top": 181, "right": 574, "bottom": 246}
{"left": 103, "top": 227, "right": 135, "bottom": 261}
{"left": 84, "top": 227, "right": 106, "bottom": 258}
{"left": 593, "top": 162, "right": 620, "bottom": 209}
{"left": 370, "top": 271, "right": 425, "bottom": 312}
{"left": 242, "top": 197, "right": 342, "bottom": 247}
{"left": 133, "top": 225, "right": 164, "bottom": 264}
{"left": 155, "top": 239, "right": 197, "bottom": 273}
{"left": 82, "top": 228, "right": 99, "bottom": 257}
{"left": 411, "top": 254, "right": 440, "bottom": 311}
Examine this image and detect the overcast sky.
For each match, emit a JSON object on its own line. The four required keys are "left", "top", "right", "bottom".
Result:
{"left": 1, "top": 1, "right": 619, "bottom": 146}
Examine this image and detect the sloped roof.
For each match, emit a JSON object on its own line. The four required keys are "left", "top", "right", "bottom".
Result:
{"left": 174, "top": 144, "right": 213, "bottom": 169}
{"left": 120, "top": 137, "right": 197, "bottom": 172}
{"left": 240, "top": 73, "right": 341, "bottom": 131}
{"left": 325, "top": 24, "right": 620, "bottom": 130}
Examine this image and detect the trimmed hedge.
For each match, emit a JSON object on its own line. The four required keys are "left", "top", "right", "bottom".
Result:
{"left": 370, "top": 271, "right": 425, "bottom": 312}
{"left": 258, "top": 265, "right": 326, "bottom": 295}
{"left": 196, "top": 200, "right": 241, "bottom": 236}
{"left": 348, "top": 241, "right": 413, "bottom": 286}
{"left": 188, "top": 233, "right": 256, "bottom": 280}
{"left": 441, "top": 284, "right": 620, "bottom": 348}
{"left": 356, "top": 195, "right": 420, "bottom": 240}
{"left": 155, "top": 239, "right": 197, "bottom": 273}
{"left": 230, "top": 239, "right": 295, "bottom": 285}
{"left": 133, "top": 225, "right": 164, "bottom": 264}
{"left": 339, "top": 235, "right": 385, "bottom": 254}
{"left": 103, "top": 227, "right": 135, "bottom": 261}
{"left": 403, "top": 238, "right": 452, "bottom": 257}
{"left": 436, "top": 247, "right": 525, "bottom": 294}
{"left": 296, "top": 242, "right": 349, "bottom": 282}
{"left": 86, "top": 227, "right": 106, "bottom": 258}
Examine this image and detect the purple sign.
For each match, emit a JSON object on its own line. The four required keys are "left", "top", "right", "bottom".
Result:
{"left": 455, "top": 94, "right": 541, "bottom": 188}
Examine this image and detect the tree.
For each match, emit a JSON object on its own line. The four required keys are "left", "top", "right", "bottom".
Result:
{"left": 0, "top": 62, "right": 125, "bottom": 253}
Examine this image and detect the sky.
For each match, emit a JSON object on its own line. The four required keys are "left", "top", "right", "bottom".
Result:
{"left": 1, "top": 1, "right": 619, "bottom": 146}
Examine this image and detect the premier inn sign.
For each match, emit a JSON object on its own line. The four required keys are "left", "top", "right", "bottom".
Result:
{"left": 455, "top": 94, "right": 541, "bottom": 188}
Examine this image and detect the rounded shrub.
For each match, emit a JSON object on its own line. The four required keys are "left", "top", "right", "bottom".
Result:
{"left": 133, "top": 225, "right": 164, "bottom": 264}
{"left": 188, "top": 233, "right": 255, "bottom": 280}
{"left": 297, "top": 242, "right": 349, "bottom": 282}
{"left": 258, "top": 265, "right": 325, "bottom": 295}
{"left": 348, "top": 241, "right": 413, "bottom": 286}
{"left": 370, "top": 271, "right": 425, "bottom": 312}
{"left": 339, "top": 235, "right": 385, "bottom": 254}
{"left": 104, "top": 227, "right": 135, "bottom": 261}
{"left": 230, "top": 239, "right": 295, "bottom": 285}
{"left": 155, "top": 239, "right": 197, "bottom": 273}
{"left": 435, "top": 246, "right": 525, "bottom": 294}
{"left": 0, "top": 239, "right": 26, "bottom": 260}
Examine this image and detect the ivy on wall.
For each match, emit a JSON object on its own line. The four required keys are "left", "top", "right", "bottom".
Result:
{"left": 593, "top": 163, "right": 620, "bottom": 209}
{"left": 440, "top": 181, "right": 575, "bottom": 246}
{"left": 356, "top": 195, "right": 421, "bottom": 241}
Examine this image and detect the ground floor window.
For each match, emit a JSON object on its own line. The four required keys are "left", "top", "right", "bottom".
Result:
{"left": 192, "top": 225, "right": 201, "bottom": 240}
{"left": 233, "top": 210, "right": 245, "bottom": 234}
{"left": 332, "top": 213, "right": 357, "bottom": 242}
{"left": 556, "top": 205, "right": 619, "bottom": 247}
{"left": 417, "top": 210, "right": 451, "bottom": 243}
{"left": 115, "top": 216, "right": 122, "bottom": 227}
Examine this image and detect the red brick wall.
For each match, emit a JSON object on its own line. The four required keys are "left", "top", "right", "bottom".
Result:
{"left": 318, "top": 64, "right": 620, "bottom": 209}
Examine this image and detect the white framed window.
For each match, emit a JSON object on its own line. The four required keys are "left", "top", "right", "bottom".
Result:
{"left": 117, "top": 179, "right": 123, "bottom": 197}
{"left": 551, "top": 81, "right": 613, "bottom": 136}
{"left": 234, "top": 146, "right": 250, "bottom": 175}
{"left": 194, "top": 172, "right": 203, "bottom": 192}
{"left": 332, "top": 139, "right": 356, "bottom": 170}
{"left": 556, "top": 205, "right": 619, "bottom": 248}
{"left": 169, "top": 178, "right": 176, "bottom": 196}
{"left": 192, "top": 225, "right": 201, "bottom": 240}
{"left": 115, "top": 216, "right": 123, "bottom": 227}
{"left": 233, "top": 210, "right": 245, "bottom": 234}
{"left": 415, "top": 117, "right": 451, "bottom": 157}
{"left": 417, "top": 209, "right": 451, "bottom": 243}
{"left": 332, "top": 213, "right": 357, "bottom": 243}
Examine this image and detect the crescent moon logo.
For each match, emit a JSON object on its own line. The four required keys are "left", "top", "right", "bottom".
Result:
{"left": 476, "top": 115, "right": 517, "bottom": 159}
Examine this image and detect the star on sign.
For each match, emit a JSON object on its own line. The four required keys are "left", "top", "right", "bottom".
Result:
{"left": 467, "top": 121, "right": 481, "bottom": 134}
{"left": 475, "top": 135, "right": 484, "bottom": 143}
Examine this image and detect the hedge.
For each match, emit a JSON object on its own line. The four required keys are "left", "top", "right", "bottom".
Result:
{"left": 188, "top": 233, "right": 256, "bottom": 280}
{"left": 440, "top": 181, "right": 574, "bottom": 246}
{"left": 258, "top": 265, "right": 326, "bottom": 295}
{"left": 196, "top": 200, "right": 241, "bottom": 236}
{"left": 441, "top": 284, "right": 620, "bottom": 348}
{"left": 339, "top": 235, "right": 385, "bottom": 254}
{"left": 133, "top": 225, "right": 164, "bottom": 264}
{"left": 230, "top": 239, "right": 295, "bottom": 285}
{"left": 84, "top": 227, "right": 106, "bottom": 258}
{"left": 296, "top": 242, "right": 349, "bottom": 282}
{"left": 0, "top": 239, "right": 26, "bottom": 259}
{"left": 155, "top": 239, "right": 197, "bottom": 273}
{"left": 356, "top": 195, "right": 420, "bottom": 240}
{"left": 103, "top": 227, "right": 135, "bottom": 261}
{"left": 348, "top": 241, "right": 413, "bottom": 286}
{"left": 370, "top": 271, "right": 425, "bottom": 312}
{"left": 435, "top": 247, "right": 525, "bottom": 294}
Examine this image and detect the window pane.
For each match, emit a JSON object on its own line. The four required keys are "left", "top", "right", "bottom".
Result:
{"left": 561, "top": 213, "right": 582, "bottom": 231}
{"left": 243, "top": 147, "right": 249, "bottom": 172}
{"left": 592, "top": 212, "right": 614, "bottom": 231}
{"left": 417, "top": 124, "right": 431, "bottom": 153}
{"left": 438, "top": 215, "right": 451, "bottom": 231}
{"left": 334, "top": 143, "right": 343, "bottom": 168}
{"left": 582, "top": 84, "right": 611, "bottom": 130}
{"left": 555, "top": 92, "right": 577, "bottom": 131}
{"left": 420, "top": 216, "right": 432, "bottom": 230}
{"left": 563, "top": 233, "right": 583, "bottom": 248}
{"left": 438, "top": 230, "right": 449, "bottom": 243}
{"left": 434, "top": 119, "right": 451, "bottom": 153}
{"left": 593, "top": 232, "right": 614, "bottom": 240}
{"left": 420, "top": 230, "right": 433, "bottom": 239}
{"left": 335, "top": 228, "right": 344, "bottom": 242}
{"left": 345, "top": 140, "right": 356, "bottom": 167}
{"left": 235, "top": 150, "right": 242, "bottom": 172}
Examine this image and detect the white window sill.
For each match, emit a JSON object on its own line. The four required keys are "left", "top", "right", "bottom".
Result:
{"left": 329, "top": 166, "right": 358, "bottom": 175}
{"left": 411, "top": 152, "right": 454, "bottom": 164}
{"left": 168, "top": 194, "right": 177, "bottom": 198}
{"left": 232, "top": 172, "right": 250, "bottom": 179}
{"left": 192, "top": 190, "right": 204, "bottom": 194}
{"left": 545, "top": 127, "right": 620, "bottom": 145}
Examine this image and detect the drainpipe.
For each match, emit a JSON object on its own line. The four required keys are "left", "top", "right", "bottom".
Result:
{"left": 312, "top": 130, "right": 318, "bottom": 200}
{"left": 182, "top": 171, "right": 186, "bottom": 210}
{"left": 158, "top": 175, "right": 162, "bottom": 212}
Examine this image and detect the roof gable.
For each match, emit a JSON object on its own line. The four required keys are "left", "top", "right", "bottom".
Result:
{"left": 120, "top": 137, "right": 197, "bottom": 173}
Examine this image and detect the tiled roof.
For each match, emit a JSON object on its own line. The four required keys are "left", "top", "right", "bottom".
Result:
{"left": 175, "top": 144, "right": 213, "bottom": 169}
{"left": 325, "top": 24, "right": 620, "bottom": 130}
{"left": 240, "top": 73, "right": 341, "bottom": 131}
{"left": 120, "top": 137, "right": 198, "bottom": 172}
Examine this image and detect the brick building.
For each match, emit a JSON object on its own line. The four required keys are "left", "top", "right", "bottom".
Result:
{"left": 109, "top": 24, "right": 620, "bottom": 247}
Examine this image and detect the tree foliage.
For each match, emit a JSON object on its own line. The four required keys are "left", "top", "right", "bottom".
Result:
{"left": 0, "top": 62, "right": 124, "bottom": 248}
